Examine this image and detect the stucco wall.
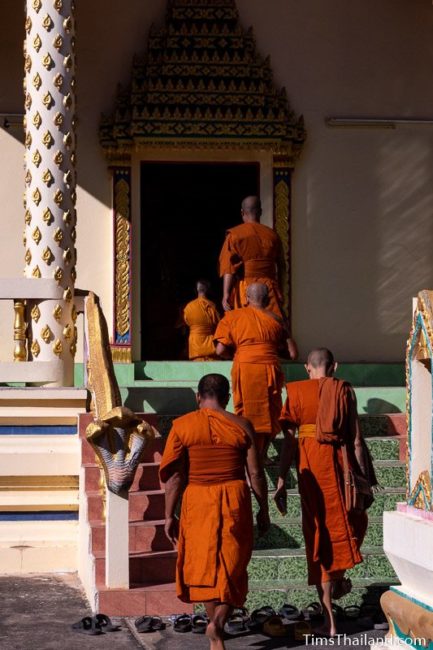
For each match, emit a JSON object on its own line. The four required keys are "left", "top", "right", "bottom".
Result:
{"left": 0, "top": 0, "right": 432, "bottom": 362}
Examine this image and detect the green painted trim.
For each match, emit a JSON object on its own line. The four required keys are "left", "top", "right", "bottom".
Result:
{"left": 390, "top": 586, "right": 433, "bottom": 613}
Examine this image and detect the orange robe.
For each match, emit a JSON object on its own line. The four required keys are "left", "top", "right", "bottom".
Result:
{"left": 159, "top": 409, "right": 253, "bottom": 607}
{"left": 214, "top": 306, "right": 285, "bottom": 450}
{"left": 183, "top": 297, "right": 220, "bottom": 361}
{"left": 280, "top": 379, "right": 367, "bottom": 585}
{"left": 219, "top": 221, "right": 285, "bottom": 318}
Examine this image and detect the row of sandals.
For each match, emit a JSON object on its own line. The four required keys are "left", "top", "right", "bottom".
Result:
{"left": 134, "top": 601, "right": 388, "bottom": 637}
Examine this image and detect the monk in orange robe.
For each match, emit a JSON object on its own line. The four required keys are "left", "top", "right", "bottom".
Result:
{"left": 160, "top": 373, "right": 270, "bottom": 650}
{"left": 183, "top": 280, "right": 220, "bottom": 361}
{"left": 219, "top": 195, "right": 286, "bottom": 318}
{"left": 275, "top": 348, "right": 371, "bottom": 636}
{"left": 214, "top": 283, "right": 297, "bottom": 461}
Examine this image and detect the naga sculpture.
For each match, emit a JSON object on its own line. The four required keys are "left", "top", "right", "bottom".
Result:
{"left": 85, "top": 292, "right": 154, "bottom": 495}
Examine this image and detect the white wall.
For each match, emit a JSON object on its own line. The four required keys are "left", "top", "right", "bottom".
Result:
{"left": 1, "top": 0, "right": 433, "bottom": 361}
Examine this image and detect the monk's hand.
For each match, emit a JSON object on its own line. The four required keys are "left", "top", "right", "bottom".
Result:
{"left": 274, "top": 483, "right": 287, "bottom": 516}
{"left": 256, "top": 508, "right": 271, "bottom": 536}
{"left": 165, "top": 516, "right": 179, "bottom": 546}
{"left": 222, "top": 296, "right": 232, "bottom": 311}
{"left": 287, "top": 338, "right": 299, "bottom": 361}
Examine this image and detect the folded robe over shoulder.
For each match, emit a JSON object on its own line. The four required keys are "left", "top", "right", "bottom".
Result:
{"left": 214, "top": 306, "right": 285, "bottom": 439}
{"left": 280, "top": 378, "right": 367, "bottom": 585}
{"left": 219, "top": 222, "right": 284, "bottom": 318}
{"left": 183, "top": 297, "right": 220, "bottom": 360}
{"left": 159, "top": 408, "right": 253, "bottom": 608}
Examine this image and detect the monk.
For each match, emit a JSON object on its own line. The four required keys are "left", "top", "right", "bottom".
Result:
{"left": 274, "top": 348, "right": 373, "bottom": 636}
{"left": 219, "top": 195, "right": 286, "bottom": 318}
{"left": 160, "top": 373, "right": 270, "bottom": 650}
{"left": 183, "top": 280, "right": 220, "bottom": 361}
{"left": 214, "top": 283, "right": 297, "bottom": 461}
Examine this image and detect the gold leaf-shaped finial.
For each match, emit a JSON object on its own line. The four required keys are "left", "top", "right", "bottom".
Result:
{"left": 53, "top": 0, "right": 63, "bottom": 11}
{"left": 43, "top": 91, "right": 54, "bottom": 108}
{"left": 63, "top": 287, "right": 72, "bottom": 302}
{"left": 42, "top": 169, "right": 54, "bottom": 186}
{"left": 63, "top": 94, "right": 72, "bottom": 109}
{"left": 31, "top": 304, "right": 41, "bottom": 323}
{"left": 42, "top": 14, "right": 54, "bottom": 31}
{"left": 33, "top": 0, "right": 42, "bottom": 11}
{"left": 24, "top": 210, "right": 32, "bottom": 225}
{"left": 54, "top": 151, "right": 63, "bottom": 166}
{"left": 41, "top": 325, "right": 53, "bottom": 343}
{"left": 42, "top": 131, "right": 54, "bottom": 148}
{"left": 53, "top": 339, "right": 63, "bottom": 357}
{"left": 25, "top": 249, "right": 32, "bottom": 265}
{"left": 32, "top": 226, "right": 42, "bottom": 244}
{"left": 25, "top": 16, "right": 32, "bottom": 34}
{"left": 53, "top": 227, "right": 63, "bottom": 243}
{"left": 53, "top": 73, "right": 63, "bottom": 89}
{"left": 32, "top": 188, "right": 41, "bottom": 206}
{"left": 33, "top": 34, "right": 42, "bottom": 53}
{"left": 63, "top": 209, "right": 72, "bottom": 224}
{"left": 43, "top": 207, "right": 53, "bottom": 224}
{"left": 42, "top": 246, "right": 54, "bottom": 264}
{"left": 63, "top": 16, "right": 73, "bottom": 33}
{"left": 32, "top": 265, "right": 41, "bottom": 278}
{"left": 32, "top": 111, "right": 42, "bottom": 129}
{"left": 63, "top": 323, "right": 72, "bottom": 339}
{"left": 53, "top": 34, "right": 63, "bottom": 50}
{"left": 71, "top": 304, "right": 77, "bottom": 322}
{"left": 63, "top": 248, "right": 72, "bottom": 264}
{"left": 25, "top": 132, "right": 32, "bottom": 149}
{"left": 53, "top": 304, "right": 62, "bottom": 321}
{"left": 63, "top": 132, "right": 72, "bottom": 147}
{"left": 63, "top": 54, "right": 72, "bottom": 70}
{"left": 25, "top": 170, "right": 32, "bottom": 186}
{"left": 54, "top": 190, "right": 63, "bottom": 206}
{"left": 25, "top": 93, "right": 32, "bottom": 110}
{"left": 32, "top": 72, "right": 42, "bottom": 90}
{"left": 31, "top": 339, "right": 40, "bottom": 358}
{"left": 64, "top": 170, "right": 72, "bottom": 185}
{"left": 54, "top": 267, "right": 63, "bottom": 283}
{"left": 42, "top": 53, "right": 54, "bottom": 70}
{"left": 53, "top": 112, "right": 63, "bottom": 127}
{"left": 32, "top": 150, "right": 42, "bottom": 167}
{"left": 24, "top": 55, "right": 32, "bottom": 73}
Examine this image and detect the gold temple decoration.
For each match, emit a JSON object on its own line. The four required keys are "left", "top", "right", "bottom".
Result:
{"left": 43, "top": 207, "right": 53, "bottom": 223}
{"left": 42, "top": 246, "right": 54, "bottom": 264}
{"left": 54, "top": 151, "right": 63, "bottom": 166}
{"left": 71, "top": 304, "right": 77, "bottom": 322}
{"left": 70, "top": 226, "right": 76, "bottom": 242}
{"left": 114, "top": 178, "right": 130, "bottom": 341}
{"left": 53, "top": 34, "right": 63, "bottom": 50}
{"left": 32, "top": 112, "right": 42, "bottom": 129}
{"left": 43, "top": 91, "right": 54, "bottom": 108}
{"left": 63, "top": 132, "right": 72, "bottom": 147}
{"left": 32, "top": 188, "right": 41, "bottom": 206}
{"left": 32, "top": 150, "right": 42, "bottom": 167}
{"left": 25, "top": 249, "right": 32, "bottom": 265}
{"left": 63, "top": 287, "right": 72, "bottom": 302}
{"left": 70, "top": 341, "right": 76, "bottom": 356}
{"left": 25, "top": 170, "right": 32, "bottom": 186}
{"left": 13, "top": 301, "right": 27, "bottom": 362}
{"left": 100, "top": 0, "right": 305, "bottom": 163}
{"left": 33, "top": 34, "right": 42, "bottom": 53}
{"left": 53, "top": 227, "right": 63, "bottom": 243}
{"left": 70, "top": 266, "right": 76, "bottom": 282}
{"left": 63, "top": 16, "right": 72, "bottom": 33}
{"left": 54, "top": 112, "right": 63, "bottom": 127}
{"left": 53, "top": 304, "right": 62, "bottom": 321}
{"left": 25, "top": 93, "right": 32, "bottom": 110}
{"left": 409, "top": 470, "right": 432, "bottom": 510}
{"left": 54, "top": 0, "right": 63, "bottom": 11}
{"left": 42, "top": 14, "right": 54, "bottom": 31}
{"left": 42, "top": 53, "right": 54, "bottom": 70}
{"left": 33, "top": 0, "right": 42, "bottom": 11}
{"left": 53, "top": 73, "right": 63, "bottom": 89}
{"left": 41, "top": 324, "right": 53, "bottom": 343}
{"left": 54, "top": 267, "right": 63, "bottom": 283}
{"left": 32, "top": 265, "right": 41, "bottom": 278}
{"left": 42, "top": 169, "right": 54, "bottom": 186}
{"left": 54, "top": 190, "right": 63, "bottom": 206}
{"left": 63, "top": 54, "right": 72, "bottom": 70}
{"left": 31, "top": 304, "right": 41, "bottom": 323}
{"left": 31, "top": 339, "right": 40, "bottom": 358}
{"left": 53, "top": 339, "right": 63, "bottom": 357}
{"left": 63, "top": 170, "right": 72, "bottom": 185}
{"left": 25, "top": 16, "right": 32, "bottom": 33}
{"left": 63, "top": 209, "right": 72, "bottom": 224}
{"left": 25, "top": 132, "right": 32, "bottom": 149}
{"left": 32, "top": 72, "right": 42, "bottom": 90}
{"left": 63, "top": 248, "right": 72, "bottom": 264}
{"left": 24, "top": 55, "right": 32, "bottom": 73}
{"left": 63, "top": 323, "right": 72, "bottom": 339}
{"left": 32, "top": 226, "right": 42, "bottom": 244}
{"left": 42, "top": 130, "right": 54, "bottom": 148}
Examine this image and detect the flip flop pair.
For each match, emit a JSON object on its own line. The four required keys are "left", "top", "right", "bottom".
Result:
{"left": 248, "top": 606, "right": 276, "bottom": 632}
{"left": 224, "top": 608, "right": 249, "bottom": 635}
{"left": 72, "top": 614, "right": 121, "bottom": 635}
{"left": 279, "top": 604, "right": 301, "bottom": 621}
{"left": 135, "top": 615, "right": 166, "bottom": 633}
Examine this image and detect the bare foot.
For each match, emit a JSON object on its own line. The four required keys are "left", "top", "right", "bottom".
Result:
{"left": 314, "top": 623, "right": 337, "bottom": 638}
{"left": 206, "top": 622, "right": 226, "bottom": 650}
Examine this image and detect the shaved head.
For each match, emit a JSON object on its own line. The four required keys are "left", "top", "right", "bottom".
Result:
{"left": 307, "top": 348, "right": 335, "bottom": 371}
{"left": 246, "top": 282, "right": 269, "bottom": 308}
{"left": 196, "top": 279, "right": 210, "bottom": 296}
{"left": 198, "top": 373, "right": 230, "bottom": 404}
{"left": 241, "top": 195, "right": 262, "bottom": 221}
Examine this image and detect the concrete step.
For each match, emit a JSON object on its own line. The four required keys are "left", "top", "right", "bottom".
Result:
{"left": 90, "top": 519, "right": 173, "bottom": 554}
{"left": 97, "top": 581, "right": 193, "bottom": 617}
{"left": 94, "top": 549, "right": 177, "bottom": 587}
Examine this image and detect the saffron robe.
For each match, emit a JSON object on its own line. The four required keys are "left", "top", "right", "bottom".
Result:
{"left": 219, "top": 222, "right": 285, "bottom": 318}
{"left": 280, "top": 378, "right": 367, "bottom": 585}
{"left": 214, "top": 307, "right": 285, "bottom": 445}
{"left": 159, "top": 409, "right": 254, "bottom": 607}
{"left": 183, "top": 297, "right": 220, "bottom": 361}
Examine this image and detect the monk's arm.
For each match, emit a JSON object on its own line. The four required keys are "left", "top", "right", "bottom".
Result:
{"left": 163, "top": 458, "right": 186, "bottom": 544}
{"left": 222, "top": 273, "right": 234, "bottom": 311}
{"left": 244, "top": 424, "right": 270, "bottom": 534}
{"left": 215, "top": 341, "right": 233, "bottom": 360}
{"left": 274, "top": 423, "right": 297, "bottom": 515}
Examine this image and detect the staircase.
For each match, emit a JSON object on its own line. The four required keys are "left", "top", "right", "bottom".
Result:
{"left": 78, "top": 361, "right": 406, "bottom": 615}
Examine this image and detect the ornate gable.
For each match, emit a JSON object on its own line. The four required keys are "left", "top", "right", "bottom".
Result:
{"left": 100, "top": 0, "right": 305, "bottom": 163}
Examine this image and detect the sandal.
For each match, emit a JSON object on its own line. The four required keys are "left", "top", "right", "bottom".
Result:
{"left": 71, "top": 616, "right": 102, "bottom": 635}
{"left": 303, "top": 602, "right": 323, "bottom": 622}
{"left": 279, "top": 603, "right": 301, "bottom": 621}
{"left": 247, "top": 606, "right": 276, "bottom": 632}
{"left": 344, "top": 605, "right": 361, "bottom": 620}
{"left": 263, "top": 614, "right": 287, "bottom": 637}
{"left": 95, "top": 613, "right": 121, "bottom": 632}
{"left": 192, "top": 614, "right": 208, "bottom": 635}
{"left": 173, "top": 614, "right": 192, "bottom": 633}
{"left": 224, "top": 608, "right": 249, "bottom": 635}
{"left": 294, "top": 620, "right": 312, "bottom": 641}
{"left": 135, "top": 615, "right": 166, "bottom": 633}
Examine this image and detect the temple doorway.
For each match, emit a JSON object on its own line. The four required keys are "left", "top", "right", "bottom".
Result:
{"left": 140, "top": 161, "right": 260, "bottom": 359}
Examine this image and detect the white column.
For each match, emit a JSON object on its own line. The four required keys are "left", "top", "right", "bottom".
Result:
{"left": 105, "top": 489, "right": 129, "bottom": 588}
{"left": 23, "top": 0, "right": 77, "bottom": 386}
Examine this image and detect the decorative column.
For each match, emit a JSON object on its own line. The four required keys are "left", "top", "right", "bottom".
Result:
{"left": 111, "top": 167, "right": 132, "bottom": 364}
{"left": 273, "top": 155, "right": 292, "bottom": 330}
{"left": 23, "top": 0, "right": 77, "bottom": 386}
